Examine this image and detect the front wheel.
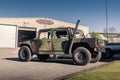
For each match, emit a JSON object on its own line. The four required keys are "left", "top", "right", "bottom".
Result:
{"left": 73, "top": 47, "right": 91, "bottom": 65}
{"left": 90, "top": 52, "right": 101, "bottom": 63}
{"left": 18, "top": 46, "right": 32, "bottom": 62}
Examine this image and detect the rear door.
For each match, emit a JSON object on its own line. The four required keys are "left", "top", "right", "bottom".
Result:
{"left": 39, "top": 30, "right": 53, "bottom": 54}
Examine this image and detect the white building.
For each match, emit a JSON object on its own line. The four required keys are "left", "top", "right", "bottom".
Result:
{"left": 0, "top": 18, "right": 89, "bottom": 48}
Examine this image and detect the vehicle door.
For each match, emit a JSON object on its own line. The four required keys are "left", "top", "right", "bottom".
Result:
{"left": 39, "top": 31, "right": 53, "bottom": 54}
{"left": 52, "top": 29, "right": 69, "bottom": 54}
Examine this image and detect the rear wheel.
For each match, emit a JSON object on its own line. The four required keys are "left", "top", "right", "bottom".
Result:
{"left": 90, "top": 52, "right": 101, "bottom": 63}
{"left": 18, "top": 46, "right": 32, "bottom": 61}
{"left": 37, "top": 55, "right": 49, "bottom": 61}
{"left": 73, "top": 47, "right": 91, "bottom": 65}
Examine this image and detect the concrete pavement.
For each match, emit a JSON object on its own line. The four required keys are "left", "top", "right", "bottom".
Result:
{"left": 0, "top": 48, "right": 115, "bottom": 80}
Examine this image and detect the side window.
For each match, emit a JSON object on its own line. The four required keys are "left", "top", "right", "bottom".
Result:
{"left": 39, "top": 31, "right": 51, "bottom": 39}
{"left": 55, "top": 30, "right": 68, "bottom": 39}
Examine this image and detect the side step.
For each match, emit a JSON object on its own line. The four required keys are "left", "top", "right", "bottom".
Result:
{"left": 57, "top": 54, "right": 72, "bottom": 59}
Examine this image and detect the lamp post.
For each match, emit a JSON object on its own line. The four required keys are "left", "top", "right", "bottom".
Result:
{"left": 105, "top": 0, "right": 109, "bottom": 41}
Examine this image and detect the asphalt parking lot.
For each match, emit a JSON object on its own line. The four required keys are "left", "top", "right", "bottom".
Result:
{"left": 0, "top": 48, "right": 117, "bottom": 80}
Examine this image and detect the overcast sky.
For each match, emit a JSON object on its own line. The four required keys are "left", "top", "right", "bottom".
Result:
{"left": 0, "top": 0, "right": 120, "bottom": 32}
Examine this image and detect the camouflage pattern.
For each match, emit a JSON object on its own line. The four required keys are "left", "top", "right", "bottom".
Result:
{"left": 18, "top": 27, "right": 103, "bottom": 55}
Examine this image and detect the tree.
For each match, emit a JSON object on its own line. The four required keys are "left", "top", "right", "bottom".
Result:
{"left": 90, "top": 32, "right": 104, "bottom": 47}
{"left": 103, "top": 26, "right": 116, "bottom": 42}
{"left": 90, "top": 32, "right": 102, "bottom": 40}
{"left": 109, "top": 26, "right": 116, "bottom": 33}
{"left": 103, "top": 26, "right": 116, "bottom": 33}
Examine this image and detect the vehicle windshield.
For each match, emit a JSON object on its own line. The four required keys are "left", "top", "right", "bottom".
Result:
{"left": 71, "top": 28, "right": 84, "bottom": 38}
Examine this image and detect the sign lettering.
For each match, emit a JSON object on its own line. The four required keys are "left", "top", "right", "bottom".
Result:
{"left": 36, "top": 19, "right": 54, "bottom": 25}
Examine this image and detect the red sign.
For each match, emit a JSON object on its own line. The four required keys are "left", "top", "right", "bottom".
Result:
{"left": 36, "top": 19, "right": 54, "bottom": 25}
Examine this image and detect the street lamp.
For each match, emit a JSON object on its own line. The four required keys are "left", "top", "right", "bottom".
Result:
{"left": 105, "top": 0, "right": 109, "bottom": 41}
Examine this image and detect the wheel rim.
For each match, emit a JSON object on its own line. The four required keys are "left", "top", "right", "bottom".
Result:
{"left": 76, "top": 50, "right": 86, "bottom": 60}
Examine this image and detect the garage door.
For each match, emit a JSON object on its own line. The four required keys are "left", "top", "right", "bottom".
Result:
{"left": 0, "top": 24, "right": 17, "bottom": 48}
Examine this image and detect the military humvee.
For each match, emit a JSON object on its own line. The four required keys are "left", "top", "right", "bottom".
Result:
{"left": 18, "top": 20, "right": 103, "bottom": 65}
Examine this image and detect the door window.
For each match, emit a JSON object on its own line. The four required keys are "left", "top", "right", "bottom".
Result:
{"left": 53, "top": 30, "right": 68, "bottom": 54}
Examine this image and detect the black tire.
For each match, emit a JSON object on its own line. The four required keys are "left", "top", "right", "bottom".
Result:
{"left": 73, "top": 47, "right": 91, "bottom": 65}
{"left": 37, "top": 55, "right": 49, "bottom": 61}
{"left": 90, "top": 52, "right": 101, "bottom": 63}
{"left": 18, "top": 46, "right": 32, "bottom": 62}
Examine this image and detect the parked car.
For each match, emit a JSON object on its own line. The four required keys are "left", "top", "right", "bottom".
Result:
{"left": 103, "top": 42, "right": 120, "bottom": 58}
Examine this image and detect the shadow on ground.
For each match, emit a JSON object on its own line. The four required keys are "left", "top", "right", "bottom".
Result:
{"left": 4, "top": 54, "right": 120, "bottom": 65}
{"left": 3, "top": 58, "right": 20, "bottom": 62}
{"left": 4, "top": 57, "right": 74, "bottom": 65}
